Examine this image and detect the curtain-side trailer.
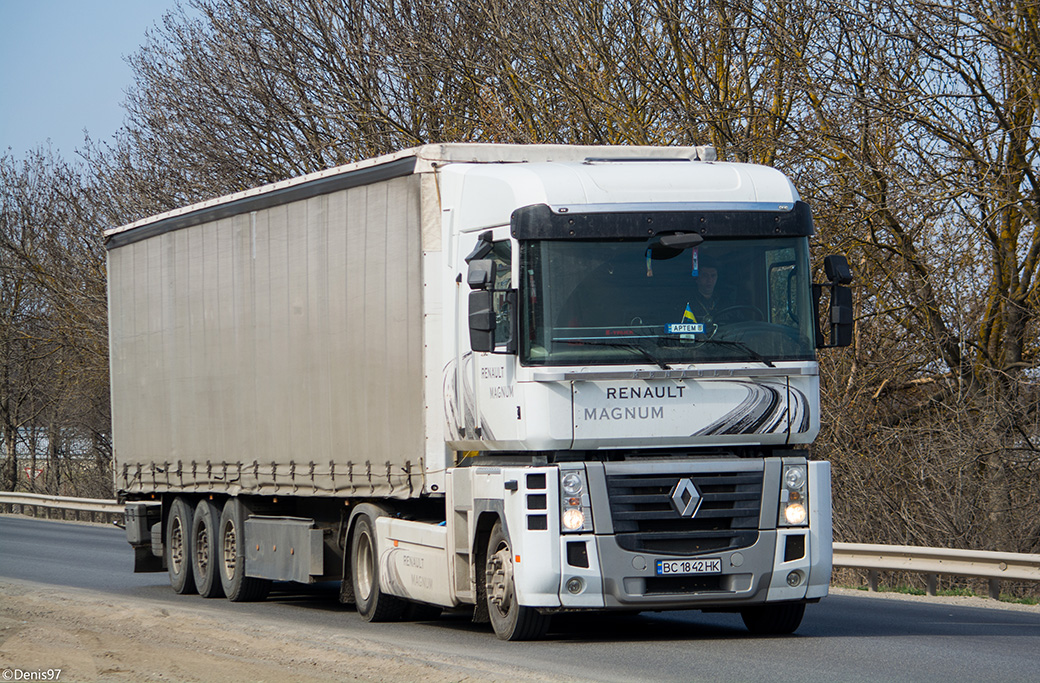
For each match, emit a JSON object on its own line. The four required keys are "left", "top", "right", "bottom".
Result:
{"left": 108, "top": 144, "right": 852, "bottom": 640}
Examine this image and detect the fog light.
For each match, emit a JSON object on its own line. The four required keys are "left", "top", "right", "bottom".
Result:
{"left": 562, "top": 508, "right": 586, "bottom": 530}
{"left": 566, "top": 577, "right": 585, "bottom": 594}
{"left": 786, "top": 570, "right": 804, "bottom": 587}
{"left": 784, "top": 502, "right": 807, "bottom": 525}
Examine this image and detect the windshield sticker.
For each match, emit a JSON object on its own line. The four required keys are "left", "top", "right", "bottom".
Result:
{"left": 691, "top": 246, "right": 699, "bottom": 277}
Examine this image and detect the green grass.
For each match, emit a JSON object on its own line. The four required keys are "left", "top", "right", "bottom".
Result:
{"left": 936, "top": 587, "right": 975, "bottom": 598}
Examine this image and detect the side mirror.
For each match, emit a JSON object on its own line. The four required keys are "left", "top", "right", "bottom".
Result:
{"left": 469, "top": 290, "right": 494, "bottom": 352}
{"left": 467, "top": 259, "right": 496, "bottom": 290}
{"left": 464, "top": 230, "right": 494, "bottom": 263}
{"left": 814, "top": 254, "right": 854, "bottom": 349}
{"left": 468, "top": 289, "right": 518, "bottom": 354}
{"left": 824, "top": 254, "right": 853, "bottom": 284}
{"left": 829, "top": 285, "right": 853, "bottom": 347}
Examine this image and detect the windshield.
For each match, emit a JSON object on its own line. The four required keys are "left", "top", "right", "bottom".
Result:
{"left": 520, "top": 237, "right": 816, "bottom": 366}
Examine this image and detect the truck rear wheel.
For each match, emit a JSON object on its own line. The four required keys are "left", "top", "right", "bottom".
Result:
{"left": 740, "top": 601, "right": 806, "bottom": 635}
{"left": 217, "top": 498, "right": 270, "bottom": 602}
{"left": 485, "top": 521, "right": 550, "bottom": 640}
{"left": 191, "top": 499, "right": 225, "bottom": 598}
{"left": 351, "top": 514, "right": 406, "bottom": 622}
{"left": 166, "top": 497, "right": 197, "bottom": 594}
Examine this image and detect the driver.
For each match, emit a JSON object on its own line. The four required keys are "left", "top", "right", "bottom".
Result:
{"left": 685, "top": 260, "right": 722, "bottom": 324}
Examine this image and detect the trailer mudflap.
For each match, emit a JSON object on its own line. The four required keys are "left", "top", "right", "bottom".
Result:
{"left": 125, "top": 502, "right": 164, "bottom": 573}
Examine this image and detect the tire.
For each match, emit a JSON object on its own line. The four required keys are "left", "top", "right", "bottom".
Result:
{"left": 351, "top": 514, "right": 406, "bottom": 622}
{"left": 740, "top": 602, "right": 806, "bottom": 635}
{"left": 166, "top": 497, "right": 197, "bottom": 594}
{"left": 217, "top": 498, "right": 271, "bottom": 602}
{"left": 485, "top": 520, "right": 550, "bottom": 640}
{"left": 191, "top": 499, "right": 225, "bottom": 598}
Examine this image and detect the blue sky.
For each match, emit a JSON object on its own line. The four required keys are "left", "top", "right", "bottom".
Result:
{"left": 0, "top": 0, "right": 181, "bottom": 160}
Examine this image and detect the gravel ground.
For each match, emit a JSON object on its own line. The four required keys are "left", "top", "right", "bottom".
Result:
{"left": 0, "top": 579, "right": 561, "bottom": 683}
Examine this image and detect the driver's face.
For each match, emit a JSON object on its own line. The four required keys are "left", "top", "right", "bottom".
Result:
{"left": 698, "top": 267, "right": 718, "bottom": 297}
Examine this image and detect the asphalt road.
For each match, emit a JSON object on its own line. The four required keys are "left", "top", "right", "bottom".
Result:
{"left": 2, "top": 514, "right": 1039, "bottom": 682}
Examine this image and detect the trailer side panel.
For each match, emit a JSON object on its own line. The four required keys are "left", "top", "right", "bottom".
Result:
{"left": 109, "top": 174, "right": 426, "bottom": 498}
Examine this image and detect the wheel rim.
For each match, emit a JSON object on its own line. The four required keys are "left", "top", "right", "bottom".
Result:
{"left": 195, "top": 523, "right": 210, "bottom": 576}
{"left": 356, "top": 530, "right": 375, "bottom": 601}
{"left": 222, "top": 520, "right": 237, "bottom": 581}
{"left": 170, "top": 515, "right": 185, "bottom": 574}
{"left": 486, "top": 541, "right": 514, "bottom": 617}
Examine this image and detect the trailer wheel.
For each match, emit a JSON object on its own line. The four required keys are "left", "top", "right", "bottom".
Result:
{"left": 351, "top": 514, "right": 405, "bottom": 622}
{"left": 217, "top": 498, "right": 270, "bottom": 602}
{"left": 740, "top": 601, "right": 805, "bottom": 635}
{"left": 485, "top": 520, "right": 550, "bottom": 640}
{"left": 191, "top": 499, "right": 224, "bottom": 598}
{"left": 166, "top": 497, "right": 197, "bottom": 594}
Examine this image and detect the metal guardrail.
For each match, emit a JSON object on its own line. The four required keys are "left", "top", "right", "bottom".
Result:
{"left": 833, "top": 542, "right": 1040, "bottom": 598}
{"left": 2, "top": 493, "right": 1037, "bottom": 598}
{"left": 0, "top": 491, "right": 122, "bottom": 521}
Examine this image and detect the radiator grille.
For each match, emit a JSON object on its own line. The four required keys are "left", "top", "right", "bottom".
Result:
{"left": 606, "top": 469, "right": 762, "bottom": 555}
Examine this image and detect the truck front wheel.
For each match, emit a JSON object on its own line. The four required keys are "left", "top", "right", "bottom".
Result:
{"left": 740, "top": 601, "right": 806, "bottom": 635}
{"left": 166, "top": 497, "right": 197, "bottom": 594}
{"left": 485, "top": 521, "right": 550, "bottom": 640}
{"left": 351, "top": 514, "right": 406, "bottom": 622}
{"left": 217, "top": 498, "right": 270, "bottom": 602}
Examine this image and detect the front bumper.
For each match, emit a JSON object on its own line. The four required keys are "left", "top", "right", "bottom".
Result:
{"left": 551, "top": 460, "right": 831, "bottom": 610}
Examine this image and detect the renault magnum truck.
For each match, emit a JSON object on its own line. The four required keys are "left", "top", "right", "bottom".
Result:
{"left": 108, "top": 144, "right": 852, "bottom": 640}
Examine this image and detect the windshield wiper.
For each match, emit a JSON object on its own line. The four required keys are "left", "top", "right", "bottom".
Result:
{"left": 694, "top": 338, "right": 776, "bottom": 368}
{"left": 557, "top": 338, "right": 671, "bottom": 370}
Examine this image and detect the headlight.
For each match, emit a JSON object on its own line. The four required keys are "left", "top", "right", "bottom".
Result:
{"left": 562, "top": 508, "right": 586, "bottom": 530}
{"left": 779, "top": 462, "right": 810, "bottom": 527}
{"left": 561, "top": 473, "right": 583, "bottom": 496}
{"left": 559, "top": 468, "right": 592, "bottom": 533}
{"left": 784, "top": 466, "right": 806, "bottom": 490}
{"left": 784, "top": 502, "right": 807, "bottom": 525}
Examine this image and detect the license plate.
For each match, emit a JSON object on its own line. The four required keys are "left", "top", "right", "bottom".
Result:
{"left": 666, "top": 323, "right": 704, "bottom": 334}
{"left": 655, "top": 557, "right": 722, "bottom": 576}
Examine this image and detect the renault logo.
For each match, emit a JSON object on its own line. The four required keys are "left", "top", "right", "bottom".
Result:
{"left": 671, "top": 478, "right": 702, "bottom": 517}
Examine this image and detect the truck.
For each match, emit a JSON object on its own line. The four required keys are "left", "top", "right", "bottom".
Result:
{"left": 107, "top": 144, "right": 853, "bottom": 640}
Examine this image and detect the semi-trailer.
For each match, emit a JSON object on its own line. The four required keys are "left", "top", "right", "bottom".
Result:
{"left": 108, "top": 144, "right": 852, "bottom": 639}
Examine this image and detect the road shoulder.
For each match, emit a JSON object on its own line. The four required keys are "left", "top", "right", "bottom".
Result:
{"left": 0, "top": 578, "right": 559, "bottom": 683}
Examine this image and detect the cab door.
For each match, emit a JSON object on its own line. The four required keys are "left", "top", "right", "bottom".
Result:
{"left": 455, "top": 228, "right": 521, "bottom": 449}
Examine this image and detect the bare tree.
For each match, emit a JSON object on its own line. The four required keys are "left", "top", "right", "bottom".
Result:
{"left": 0, "top": 149, "right": 111, "bottom": 497}
{"left": 28, "top": 0, "right": 1036, "bottom": 557}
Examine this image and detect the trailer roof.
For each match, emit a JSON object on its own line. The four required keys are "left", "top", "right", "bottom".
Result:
{"left": 104, "top": 145, "right": 715, "bottom": 243}
{"left": 104, "top": 143, "right": 799, "bottom": 249}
